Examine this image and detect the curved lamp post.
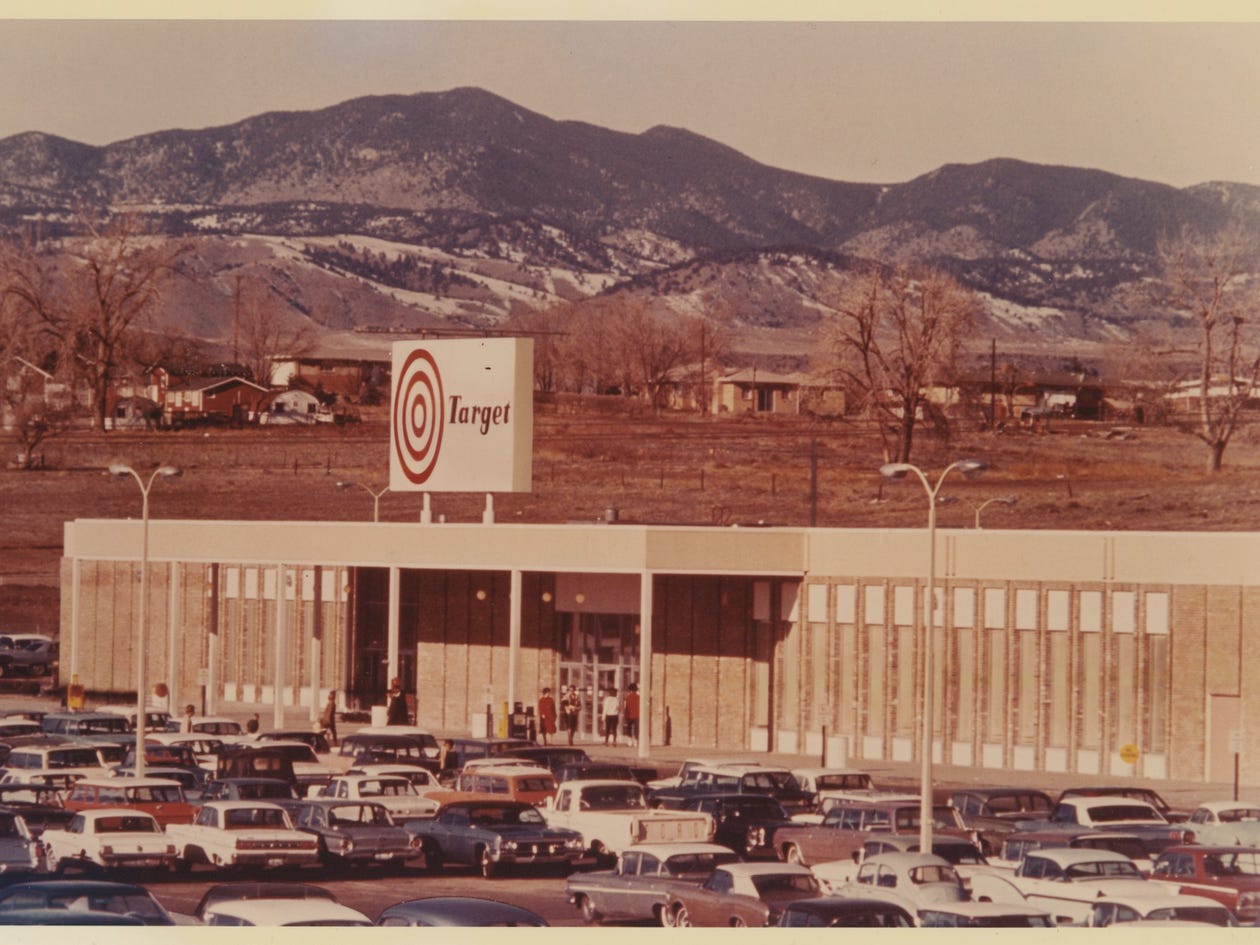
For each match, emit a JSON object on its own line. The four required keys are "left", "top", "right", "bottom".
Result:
{"left": 880, "top": 458, "right": 986, "bottom": 851}
{"left": 109, "top": 463, "right": 182, "bottom": 778}
{"left": 973, "top": 495, "right": 1018, "bottom": 529}
{"left": 336, "top": 480, "right": 390, "bottom": 523}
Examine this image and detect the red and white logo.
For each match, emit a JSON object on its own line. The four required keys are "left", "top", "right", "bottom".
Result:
{"left": 392, "top": 347, "right": 445, "bottom": 485}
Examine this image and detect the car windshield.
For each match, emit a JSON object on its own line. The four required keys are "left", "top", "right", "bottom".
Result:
{"left": 664, "top": 851, "right": 740, "bottom": 875}
{"left": 1206, "top": 851, "right": 1260, "bottom": 876}
{"left": 224, "top": 808, "right": 289, "bottom": 829}
{"left": 751, "top": 873, "right": 820, "bottom": 897}
{"left": 581, "top": 786, "right": 645, "bottom": 809}
{"left": 815, "top": 774, "right": 871, "bottom": 791}
{"left": 910, "top": 865, "right": 961, "bottom": 885}
{"left": 1087, "top": 804, "right": 1165, "bottom": 823}
{"left": 330, "top": 805, "right": 392, "bottom": 826}
{"left": 1217, "top": 807, "right": 1260, "bottom": 822}
{"left": 1064, "top": 860, "right": 1142, "bottom": 880}
{"left": 1146, "top": 907, "right": 1232, "bottom": 927}
{"left": 920, "top": 910, "right": 1053, "bottom": 928}
{"left": 128, "top": 785, "right": 184, "bottom": 803}
{"left": 96, "top": 815, "right": 159, "bottom": 834}
{"left": 470, "top": 806, "right": 544, "bottom": 826}
{"left": 1077, "top": 836, "right": 1148, "bottom": 860}
{"left": 0, "top": 891, "right": 166, "bottom": 920}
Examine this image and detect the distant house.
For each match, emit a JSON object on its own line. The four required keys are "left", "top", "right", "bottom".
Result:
{"left": 164, "top": 375, "right": 269, "bottom": 427}
{"left": 712, "top": 368, "right": 845, "bottom": 417}
{"left": 269, "top": 342, "right": 391, "bottom": 401}
{"left": 1164, "top": 375, "right": 1260, "bottom": 414}
{"left": 2, "top": 357, "right": 75, "bottom": 431}
{"left": 944, "top": 371, "right": 1108, "bottom": 423}
{"left": 107, "top": 395, "right": 163, "bottom": 430}
{"left": 257, "top": 388, "right": 328, "bottom": 425}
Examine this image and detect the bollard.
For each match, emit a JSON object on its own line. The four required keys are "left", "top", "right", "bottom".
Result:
{"left": 664, "top": 706, "right": 672, "bottom": 746}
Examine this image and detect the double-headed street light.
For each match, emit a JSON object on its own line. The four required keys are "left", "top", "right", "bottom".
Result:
{"left": 880, "top": 458, "right": 987, "bottom": 852}
{"left": 336, "top": 480, "right": 390, "bottom": 523}
{"left": 109, "top": 463, "right": 182, "bottom": 778}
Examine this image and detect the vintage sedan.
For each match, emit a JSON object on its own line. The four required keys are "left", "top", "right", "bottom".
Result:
{"left": 376, "top": 896, "right": 548, "bottom": 926}
{"left": 288, "top": 799, "right": 421, "bottom": 869}
{"left": 566, "top": 841, "right": 740, "bottom": 926}
{"left": 1007, "top": 847, "right": 1154, "bottom": 925}
{"left": 948, "top": 786, "right": 1054, "bottom": 853}
{"left": 776, "top": 896, "right": 914, "bottom": 928}
{"left": 406, "top": 800, "right": 586, "bottom": 877}
{"left": 202, "top": 898, "right": 372, "bottom": 926}
{"left": 1185, "top": 800, "right": 1260, "bottom": 846}
{"left": 62, "top": 776, "right": 197, "bottom": 826}
{"left": 0, "top": 878, "right": 178, "bottom": 925}
{"left": 1086, "top": 890, "right": 1238, "bottom": 927}
{"left": 918, "top": 900, "right": 1056, "bottom": 927}
{"left": 828, "top": 852, "right": 969, "bottom": 912}
{"left": 0, "top": 806, "right": 42, "bottom": 876}
{"left": 1149, "top": 844, "right": 1260, "bottom": 923}
{"left": 765, "top": 797, "right": 974, "bottom": 867}
{"left": 666, "top": 861, "right": 822, "bottom": 927}
{"left": 678, "top": 792, "right": 793, "bottom": 857}
{"left": 42, "top": 808, "right": 178, "bottom": 874}
{"left": 812, "top": 834, "right": 986, "bottom": 891}
{"left": 317, "top": 774, "right": 440, "bottom": 820}
{"left": 201, "top": 777, "right": 300, "bottom": 804}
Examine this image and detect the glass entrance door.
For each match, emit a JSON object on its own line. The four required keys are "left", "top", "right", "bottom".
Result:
{"left": 556, "top": 612, "right": 639, "bottom": 742}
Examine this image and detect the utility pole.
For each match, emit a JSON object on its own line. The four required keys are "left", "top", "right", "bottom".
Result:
{"left": 233, "top": 274, "right": 242, "bottom": 366}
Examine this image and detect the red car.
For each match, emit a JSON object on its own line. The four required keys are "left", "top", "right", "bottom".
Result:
{"left": 1149, "top": 844, "right": 1260, "bottom": 924}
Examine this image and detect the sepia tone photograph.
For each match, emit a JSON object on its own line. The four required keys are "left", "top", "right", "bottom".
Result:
{"left": 0, "top": 7, "right": 1258, "bottom": 928}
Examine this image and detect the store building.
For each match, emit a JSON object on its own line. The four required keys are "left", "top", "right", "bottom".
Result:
{"left": 61, "top": 519, "right": 1259, "bottom": 785}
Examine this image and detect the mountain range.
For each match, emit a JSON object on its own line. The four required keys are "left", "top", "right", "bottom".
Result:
{"left": 3, "top": 86, "right": 1258, "bottom": 368}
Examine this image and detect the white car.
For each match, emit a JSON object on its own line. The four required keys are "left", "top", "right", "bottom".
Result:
{"left": 42, "top": 808, "right": 178, "bottom": 873}
{"left": 165, "top": 801, "right": 319, "bottom": 871}
{"left": 344, "top": 764, "right": 444, "bottom": 793}
{"left": 827, "top": 852, "right": 968, "bottom": 912}
{"left": 645, "top": 758, "right": 760, "bottom": 791}
{"left": 1185, "top": 800, "right": 1260, "bottom": 845}
{"left": 202, "top": 898, "right": 372, "bottom": 926}
{"left": 316, "top": 774, "right": 441, "bottom": 819}
{"left": 1086, "top": 890, "right": 1237, "bottom": 927}
{"left": 1007, "top": 847, "right": 1153, "bottom": 925}
{"left": 918, "top": 900, "right": 1056, "bottom": 927}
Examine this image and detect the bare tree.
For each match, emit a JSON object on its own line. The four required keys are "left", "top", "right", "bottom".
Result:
{"left": 611, "top": 299, "right": 693, "bottom": 412}
{"left": 1, "top": 215, "right": 189, "bottom": 431}
{"left": 817, "top": 264, "right": 979, "bottom": 463}
{"left": 1155, "top": 224, "right": 1260, "bottom": 472}
{"left": 234, "top": 276, "right": 316, "bottom": 387}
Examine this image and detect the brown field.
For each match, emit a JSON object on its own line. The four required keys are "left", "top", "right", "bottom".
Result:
{"left": 5, "top": 400, "right": 1260, "bottom": 634}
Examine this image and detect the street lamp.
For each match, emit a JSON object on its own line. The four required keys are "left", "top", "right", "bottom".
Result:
{"left": 973, "top": 495, "right": 1018, "bottom": 529}
{"left": 880, "top": 458, "right": 986, "bottom": 851}
{"left": 109, "top": 463, "right": 182, "bottom": 778}
{"left": 336, "top": 480, "right": 390, "bottom": 523}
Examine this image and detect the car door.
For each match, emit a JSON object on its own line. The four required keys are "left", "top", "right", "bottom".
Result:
{"left": 601, "top": 850, "right": 639, "bottom": 918}
{"left": 688, "top": 869, "right": 731, "bottom": 926}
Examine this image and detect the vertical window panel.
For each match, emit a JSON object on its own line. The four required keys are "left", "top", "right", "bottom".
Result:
{"left": 1146, "top": 592, "right": 1170, "bottom": 635}
{"left": 1114, "top": 591, "right": 1136, "bottom": 633}
{"left": 807, "top": 584, "right": 828, "bottom": 620}
{"left": 985, "top": 629, "right": 1006, "bottom": 742}
{"left": 838, "top": 624, "right": 857, "bottom": 733}
{"left": 1047, "top": 590, "right": 1069, "bottom": 631}
{"left": 836, "top": 585, "right": 856, "bottom": 624}
{"left": 1114, "top": 634, "right": 1138, "bottom": 747}
{"left": 894, "top": 586, "right": 915, "bottom": 626}
{"left": 865, "top": 585, "right": 885, "bottom": 626}
{"left": 1080, "top": 634, "right": 1102, "bottom": 748}
{"left": 954, "top": 628, "right": 975, "bottom": 741}
{"left": 896, "top": 626, "right": 916, "bottom": 737}
{"left": 867, "top": 625, "right": 886, "bottom": 734}
{"left": 1080, "top": 591, "right": 1102, "bottom": 632}
{"left": 953, "top": 588, "right": 975, "bottom": 628}
{"left": 984, "top": 588, "right": 1006, "bottom": 629}
{"left": 1147, "top": 635, "right": 1169, "bottom": 752}
{"left": 1015, "top": 589, "right": 1038, "bottom": 630}
{"left": 1048, "top": 632, "right": 1070, "bottom": 747}
{"left": 1017, "top": 630, "right": 1038, "bottom": 742}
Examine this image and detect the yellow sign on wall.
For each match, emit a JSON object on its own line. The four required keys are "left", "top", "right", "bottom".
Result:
{"left": 1119, "top": 743, "right": 1140, "bottom": 765}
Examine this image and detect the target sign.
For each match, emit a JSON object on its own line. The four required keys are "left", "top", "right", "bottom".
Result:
{"left": 389, "top": 338, "right": 534, "bottom": 493}
{"left": 392, "top": 348, "right": 445, "bottom": 485}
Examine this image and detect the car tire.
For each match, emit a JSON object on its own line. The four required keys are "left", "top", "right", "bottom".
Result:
{"left": 785, "top": 843, "right": 805, "bottom": 865}
{"left": 731, "top": 917, "right": 747, "bottom": 928}
{"left": 29, "top": 663, "right": 46, "bottom": 677}
{"left": 674, "top": 904, "right": 691, "bottom": 928}
{"left": 656, "top": 904, "right": 673, "bottom": 928}
{"left": 422, "top": 843, "right": 443, "bottom": 873}
{"left": 577, "top": 895, "right": 601, "bottom": 925}
{"left": 477, "top": 845, "right": 497, "bottom": 879}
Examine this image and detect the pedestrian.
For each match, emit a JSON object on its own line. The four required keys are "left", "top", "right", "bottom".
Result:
{"left": 602, "top": 687, "right": 620, "bottom": 746}
{"left": 624, "top": 683, "right": 640, "bottom": 747}
{"left": 386, "top": 677, "right": 409, "bottom": 726}
{"left": 537, "top": 687, "right": 557, "bottom": 746}
{"left": 181, "top": 703, "right": 195, "bottom": 733}
{"left": 246, "top": 712, "right": 260, "bottom": 735}
{"left": 560, "top": 685, "right": 581, "bottom": 746}
{"left": 320, "top": 691, "right": 338, "bottom": 745}
{"left": 438, "top": 738, "right": 456, "bottom": 778}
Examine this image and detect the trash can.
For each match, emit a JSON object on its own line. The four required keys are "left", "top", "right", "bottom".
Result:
{"left": 508, "top": 701, "right": 529, "bottom": 740}
{"left": 371, "top": 705, "right": 388, "bottom": 727}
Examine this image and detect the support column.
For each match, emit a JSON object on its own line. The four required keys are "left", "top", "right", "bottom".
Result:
{"left": 508, "top": 569, "right": 522, "bottom": 710}
{"left": 309, "top": 566, "right": 323, "bottom": 723}
{"left": 639, "top": 570, "right": 653, "bottom": 759}
{"left": 387, "top": 566, "right": 401, "bottom": 686}
{"left": 166, "top": 563, "right": 180, "bottom": 715}
{"left": 273, "top": 564, "right": 286, "bottom": 729}
{"left": 69, "top": 558, "right": 81, "bottom": 680}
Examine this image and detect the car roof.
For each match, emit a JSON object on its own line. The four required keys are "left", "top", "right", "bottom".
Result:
{"left": 785, "top": 897, "right": 912, "bottom": 916}
{"left": 792, "top": 767, "right": 871, "bottom": 778}
{"left": 1194, "top": 800, "right": 1260, "bottom": 812}
{"left": 195, "top": 881, "right": 338, "bottom": 917}
{"left": 0, "top": 908, "right": 146, "bottom": 925}
{"left": 71, "top": 776, "right": 181, "bottom": 788}
{"left": 862, "top": 852, "right": 953, "bottom": 869}
{"left": 1026, "top": 847, "right": 1136, "bottom": 864}
{"left": 204, "top": 898, "right": 371, "bottom": 925}
{"left": 377, "top": 896, "right": 547, "bottom": 926}
{"left": 622, "top": 842, "right": 737, "bottom": 857}
{"left": 460, "top": 763, "right": 553, "bottom": 777}
{"left": 1094, "top": 892, "right": 1225, "bottom": 911}
{"left": 952, "top": 786, "right": 1054, "bottom": 797}
{"left": 69, "top": 806, "right": 160, "bottom": 822}
{"left": 717, "top": 861, "right": 813, "bottom": 877}
{"left": 200, "top": 800, "right": 287, "bottom": 811}
{"left": 920, "top": 901, "right": 1052, "bottom": 918}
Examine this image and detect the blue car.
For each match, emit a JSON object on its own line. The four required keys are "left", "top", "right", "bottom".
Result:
{"left": 377, "top": 896, "right": 548, "bottom": 927}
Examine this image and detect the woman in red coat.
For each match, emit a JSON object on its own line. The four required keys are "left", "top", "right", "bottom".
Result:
{"left": 537, "top": 687, "right": 558, "bottom": 745}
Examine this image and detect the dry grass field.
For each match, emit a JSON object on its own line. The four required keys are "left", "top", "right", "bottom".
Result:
{"left": 5, "top": 399, "right": 1260, "bottom": 634}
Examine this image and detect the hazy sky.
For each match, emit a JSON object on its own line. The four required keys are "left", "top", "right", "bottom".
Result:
{"left": 1, "top": 17, "right": 1258, "bottom": 188}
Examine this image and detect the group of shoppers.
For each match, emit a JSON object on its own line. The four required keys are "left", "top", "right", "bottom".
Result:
{"left": 536, "top": 682, "right": 639, "bottom": 746}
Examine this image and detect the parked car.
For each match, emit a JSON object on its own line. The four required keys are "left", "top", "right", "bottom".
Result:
{"left": 555, "top": 762, "right": 639, "bottom": 784}
{"left": 678, "top": 792, "right": 794, "bottom": 857}
{"left": 1006, "top": 847, "right": 1153, "bottom": 925}
{"left": 566, "top": 841, "right": 740, "bottom": 926}
{"left": 112, "top": 764, "right": 208, "bottom": 800}
{"left": 441, "top": 737, "right": 535, "bottom": 772}
{"left": 1057, "top": 785, "right": 1189, "bottom": 823}
{"left": 171, "top": 716, "right": 247, "bottom": 741}
{"left": 375, "top": 896, "right": 548, "bottom": 927}
{"left": 665, "top": 861, "right": 822, "bottom": 927}
{"left": 650, "top": 764, "right": 813, "bottom": 814}
{"left": 0, "top": 719, "right": 44, "bottom": 741}
{"left": 0, "top": 783, "right": 76, "bottom": 836}
{"left": 811, "top": 834, "right": 987, "bottom": 891}
{"left": 95, "top": 705, "right": 171, "bottom": 733}
{"left": 993, "top": 825, "right": 1154, "bottom": 873}
{"left": 2, "top": 742, "right": 112, "bottom": 780}
{"left": 165, "top": 800, "right": 320, "bottom": 871}
{"left": 202, "top": 898, "right": 372, "bottom": 926}
{"left": 442, "top": 763, "right": 558, "bottom": 806}
{"left": 253, "top": 730, "right": 332, "bottom": 754}
{"left": 0, "top": 637, "right": 57, "bottom": 677}
{"left": 192, "top": 880, "right": 338, "bottom": 923}
{"left": 41, "top": 711, "right": 132, "bottom": 739}
{"left": 948, "top": 786, "right": 1055, "bottom": 853}
{"left": 776, "top": 896, "right": 915, "bottom": 928}
{"left": 287, "top": 798, "right": 420, "bottom": 870}
{"left": 344, "top": 763, "right": 443, "bottom": 793}
{"left": 62, "top": 776, "right": 196, "bottom": 826}
{"left": 497, "top": 745, "right": 590, "bottom": 773}
{"left": 405, "top": 799, "right": 586, "bottom": 877}
{"left": 1149, "top": 844, "right": 1260, "bottom": 923}
{"left": 0, "top": 878, "right": 178, "bottom": 925}
{"left": 790, "top": 766, "right": 878, "bottom": 805}
{"left": 0, "top": 806, "right": 43, "bottom": 876}
{"left": 646, "top": 757, "right": 754, "bottom": 791}
{"left": 1185, "top": 800, "right": 1260, "bottom": 846}
{"left": 917, "top": 900, "right": 1056, "bottom": 927}
{"left": 829, "top": 851, "right": 969, "bottom": 912}
{"left": 1086, "top": 890, "right": 1237, "bottom": 927}
{"left": 316, "top": 773, "right": 441, "bottom": 820}
{"left": 42, "top": 808, "right": 179, "bottom": 874}
{"left": 1038, "top": 794, "right": 1194, "bottom": 856}
{"left": 336, "top": 732, "right": 439, "bottom": 774}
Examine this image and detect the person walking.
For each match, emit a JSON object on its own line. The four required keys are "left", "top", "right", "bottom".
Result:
{"left": 386, "top": 677, "right": 409, "bottom": 726}
{"left": 624, "top": 683, "right": 640, "bottom": 747}
{"left": 320, "top": 691, "right": 339, "bottom": 746}
{"left": 602, "top": 687, "right": 620, "bottom": 747}
{"left": 181, "top": 703, "right": 195, "bottom": 733}
{"left": 245, "top": 712, "right": 260, "bottom": 734}
{"left": 560, "top": 685, "right": 581, "bottom": 746}
{"left": 537, "top": 687, "right": 557, "bottom": 746}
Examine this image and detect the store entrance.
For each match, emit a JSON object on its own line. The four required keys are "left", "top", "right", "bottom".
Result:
{"left": 556, "top": 612, "right": 639, "bottom": 742}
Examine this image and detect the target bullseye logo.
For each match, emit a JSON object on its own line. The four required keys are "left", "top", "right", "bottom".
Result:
{"left": 392, "top": 347, "right": 445, "bottom": 485}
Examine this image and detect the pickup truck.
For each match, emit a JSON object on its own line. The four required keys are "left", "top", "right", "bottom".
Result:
{"left": 542, "top": 780, "right": 712, "bottom": 864}
{"left": 165, "top": 800, "right": 319, "bottom": 871}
